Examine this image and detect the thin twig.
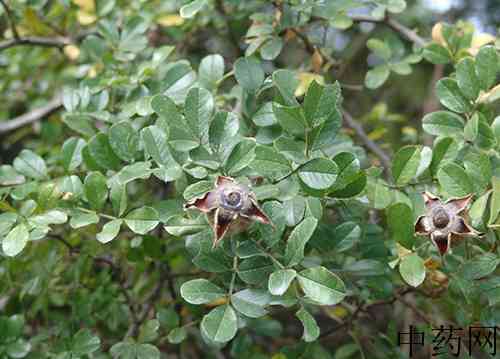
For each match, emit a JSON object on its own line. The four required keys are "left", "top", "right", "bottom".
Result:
{"left": 0, "top": 35, "right": 72, "bottom": 51}
{"left": 51, "top": 235, "right": 140, "bottom": 326}
{"left": 127, "top": 264, "right": 169, "bottom": 338}
{"left": 394, "top": 292, "right": 433, "bottom": 325}
{"left": 343, "top": 110, "right": 392, "bottom": 174}
{"left": 0, "top": 95, "right": 62, "bottom": 134}
{"left": 0, "top": 0, "right": 19, "bottom": 40}
{"left": 350, "top": 15, "right": 426, "bottom": 47}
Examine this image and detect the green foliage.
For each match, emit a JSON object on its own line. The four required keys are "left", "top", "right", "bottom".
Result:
{"left": 0, "top": 0, "right": 499, "bottom": 358}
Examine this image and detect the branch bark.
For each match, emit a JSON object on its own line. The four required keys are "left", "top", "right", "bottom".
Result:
{"left": 350, "top": 15, "right": 426, "bottom": 47}
{"left": 343, "top": 111, "right": 392, "bottom": 174}
{"left": 0, "top": 35, "right": 73, "bottom": 51}
{"left": 0, "top": 95, "right": 63, "bottom": 134}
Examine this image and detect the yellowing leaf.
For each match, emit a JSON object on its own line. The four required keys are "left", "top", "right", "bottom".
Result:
{"left": 23, "top": 8, "right": 53, "bottom": 35}
{"left": 367, "top": 127, "right": 386, "bottom": 140}
{"left": 424, "top": 257, "right": 441, "bottom": 270}
{"left": 312, "top": 48, "right": 323, "bottom": 73}
{"left": 431, "top": 22, "right": 445, "bottom": 46}
{"left": 73, "top": 0, "right": 95, "bottom": 12}
{"left": 205, "top": 297, "right": 228, "bottom": 307}
{"left": 294, "top": 72, "right": 324, "bottom": 97}
{"left": 477, "top": 84, "right": 500, "bottom": 104}
{"left": 157, "top": 14, "right": 185, "bottom": 27}
{"left": 396, "top": 243, "right": 412, "bottom": 259}
{"left": 64, "top": 45, "right": 80, "bottom": 60}
{"left": 469, "top": 33, "right": 496, "bottom": 56}
{"left": 324, "top": 305, "right": 349, "bottom": 319}
{"left": 77, "top": 10, "right": 97, "bottom": 25}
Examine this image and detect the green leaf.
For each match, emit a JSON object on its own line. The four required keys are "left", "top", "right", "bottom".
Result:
{"left": 6, "top": 339, "right": 31, "bottom": 358}
{"left": 141, "top": 126, "right": 179, "bottom": 168}
{"left": 367, "top": 38, "right": 392, "bottom": 60}
{"left": 209, "top": 111, "right": 240, "bottom": 157}
{"left": 238, "top": 256, "right": 274, "bottom": 284}
{"left": 465, "top": 113, "right": 497, "bottom": 150}
{"left": 284, "top": 217, "right": 318, "bottom": 267}
{"left": 273, "top": 103, "right": 307, "bottom": 136}
{"left": 399, "top": 253, "right": 426, "bottom": 287}
{"left": 435, "top": 78, "right": 472, "bottom": 113}
{"left": 0, "top": 165, "right": 25, "bottom": 186}
{"left": 0, "top": 213, "right": 18, "bottom": 237}
{"left": 272, "top": 69, "right": 299, "bottom": 106}
{"left": 231, "top": 289, "right": 270, "bottom": 318}
{"left": 109, "top": 121, "right": 140, "bottom": 162}
{"left": 365, "top": 65, "right": 390, "bottom": 89}
{"left": 138, "top": 319, "right": 160, "bottom": 343}
{"left": 71, "top": 329, "right": 101, "bottom": 356}
{"left": 423, "top": 43, "right": 451, "bottom": 64}
{"left": 387, "top": 203, "right": 415, "bottom": 249}
{"left": 224, "top": 138, "right": 256, "bottom": 175}
{"left": 283, "top": 196, "right": 306, "bottom": 226}
{"left": 268, "top": 269, "right": 296, "bottom": 296}
{"left": 303, "top": 81, "right": 341, "bottom": 127}
{"left": 488, "top": 177, "right": 500, "bottom": 227}
{"left": 167, "top": 327, "right": 187, "bottom": 344}
{"left": 125, "top": 207, "right": 159, "bottom": 235}
{"left": 309, "top": 113, "right": 342, "bottom": 151}
{"left": 464, "top": 150, "right": 492, "bottom": 194}
{"left": 62, "top": 137, "right": 86, "bottom": 172}
{"left": 113, "top": 162, "right": 153, "bottom": 185}
{"left": 87, "top": 133, "right": 122, "bottom": 171}
{"left": 430, "top": 137, "right": 458, "bottom": 175}
{"left": 298, "top": 158, "right": 338, "bottom": 191}
{"left": 422, "top": 111, "right": 464, "bottom": 137}
{"left": 180, "top": 278, "right": 225, "bottom": 304}
{"left": 62, "top": 88, "right": 79, "bottom": 112}
{"left": 110, "top": 181, "right": 128, "bottom": 217}
{"left": 110, "top": 342, "right": 160, "bottom": 359}
{"left": 84, "top": 172, "right": 108, "bottom": 211}
{"left": 392, "top": 145, "right": 421, "bottom": 186}
{"left": 183, "top": 180, "right": 213, "bottom": 201}
{"left": 180, "top": 0, "right": 207, "bottom": 18}
{"left": 96, "top": 219, "right": 122, "bottom": 243}
{"left": 13, "top": 150, "right": 47, "bottom": 180}
{"left": 261, "top": 37, "right": 283, "bottom": 61}
{"left": 164, "top": 215, "right": 208, "bottom": 236}
{"left": 437, "top": 162, "right": 473, "bottom": 197}
{"left": 199, "top": 54, "right": 224, "bottom": 90}
{"left": 30, "top": 210, "right": 68, "bottom": 226}
{"left": 200, "top": 305, "right": 238, "bottom": 343}
{"left": 475, "top": 45, "right": 498, "bottom": 90}
{"left": 456, "top": 57, "right": 480, "bottom": 100}
{"left": 253, "top": 102, "right": 278, "bottom": 127}
{"left": 461, "top": 253, "right": 500, "bottom": 280}
{"left": 297, "top": 266, "right": 346, "bottom": 305}
{"left": 331, "top": 152, "right": 361, "bottom": 191}
{"left": 2, "top": 223, "right": 29, "bottom": 257}
{"left": 250, "top": 145, "right": 291, "bottom": 175}
{"left": 184, "top": 87, "right": 214, "bottom": 145}
{"left": 62, "top": 114, "right": 96, "bottom": 137}
{"left": 234, "top": 57, "right": 264, "bottom": 93}
{"left": 70, "top": 210, "right": 99, "bottom": 229}
{"left": 296, "top": 307, "right": 320, "bottom": 342}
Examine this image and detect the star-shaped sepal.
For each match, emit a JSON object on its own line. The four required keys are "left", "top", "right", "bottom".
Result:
{"left": 414, "top": 192, "right": 482, "bottom": 255}
{"left": 184, "top": 176, "right": 272, "bottom": 247}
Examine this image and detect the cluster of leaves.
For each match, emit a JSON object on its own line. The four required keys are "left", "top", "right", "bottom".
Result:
{"left": 0, "top": 0, "right": 499, "bottom": 358}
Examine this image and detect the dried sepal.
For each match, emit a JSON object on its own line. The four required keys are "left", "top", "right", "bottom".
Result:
{"left": 414, "top": 192, "right": 481, "bottom": 256}
{"left": 184, "top": 176, "right": 273, "bottom": 248}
